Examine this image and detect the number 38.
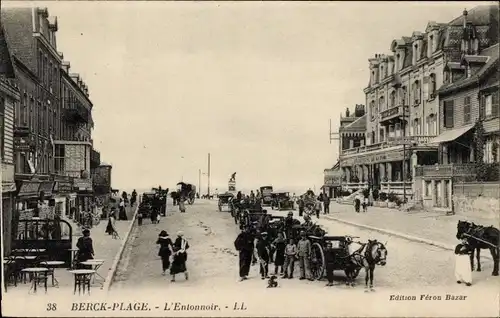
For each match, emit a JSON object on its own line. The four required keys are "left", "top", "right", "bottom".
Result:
{"left": 47, "top": 303, "right": 57, "bottom": 311}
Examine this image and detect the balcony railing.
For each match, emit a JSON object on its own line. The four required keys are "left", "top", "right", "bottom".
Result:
{"left": 415, "top": 164, "right": 478, "bottom": 178}
{"left": 14, "top": 125, "right": 30, "bottom": 138}
{"left": 341, "top": 135, "right": 437, "bottom": 156}
{"left": 380, "top": 104, "right": 409, "bottom": 123}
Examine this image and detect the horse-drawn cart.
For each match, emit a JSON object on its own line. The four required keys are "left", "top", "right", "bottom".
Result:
{"left": 218, "top": 193, "right": 234, "bottom": 212}
{"left": 308, "top": 235, "right": 361, "bottom": 281}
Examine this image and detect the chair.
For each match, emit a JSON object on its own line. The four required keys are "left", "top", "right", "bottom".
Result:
{"left": 33, "top": 271, "right": 49, "bottom": 293}
{"left": 73, "top": 273, "right": 92, "bottom": 295}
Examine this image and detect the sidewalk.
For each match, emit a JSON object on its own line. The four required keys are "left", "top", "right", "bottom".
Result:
{"left": 3, "top": 205, "right": 136, "bottom": 297}
{"left": 326, "top": 202, "right": 498, "bottom": 250}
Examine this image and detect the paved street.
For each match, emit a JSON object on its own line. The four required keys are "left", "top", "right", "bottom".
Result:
{"left": 112, "top": 199, "right": 498, "bottom": 292}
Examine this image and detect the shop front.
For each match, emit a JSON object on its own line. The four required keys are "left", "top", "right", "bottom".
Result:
{"left": 53, "top": 179, "right": 76, "bottom": 218}
{"left": 74, "top": 178, "right": 94, "bottom": 217}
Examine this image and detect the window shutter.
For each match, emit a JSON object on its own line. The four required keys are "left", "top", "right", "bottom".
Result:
{"left": 423, "top": 76, "right": 429, "bottom": 100}
{"left": 444, "top": 100, "right": 454, "bottom": 128}
{"left": 479, "top": 94, "right": 485, "bottom": 118}
{"left": 464, "top": 96, "right": 471, "bottom": 123}
{"left": 492, "top": 92, "right": 499, "bottom": 117}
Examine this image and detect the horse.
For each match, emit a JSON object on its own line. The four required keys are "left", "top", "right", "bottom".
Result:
{"left": 345, "top": 239, "right": 388, "bottom": 291}
{"left": 456, "top": 220, "right": 499, "bottom": 276}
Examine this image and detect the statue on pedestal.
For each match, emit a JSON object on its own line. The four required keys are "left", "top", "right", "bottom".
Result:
{"left": 229, "top": 172, "right": 236, "bottom": 182}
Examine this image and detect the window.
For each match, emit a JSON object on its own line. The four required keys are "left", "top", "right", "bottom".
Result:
{"left": 371, "top": 71, "right": 375, "bottom": 85}
{"left": 466, "top": 65, "right": 472, "bottom": 78}
{"left": 380, "top": 65, "right": 384, "bottom": 81}
{"left": 425, "top": 181, "right": 431, "bottom": 197}
{"left": 414, "top": 44, "right": 419, "bottom": 63}
{"left": 0, "top": 98, "right": 4, "bottom": 159}
{"left": 395, "top": 123, "right": 402, "bottom": 137}
{"left": 371, "top": 131, "right": 375, "bottom": 144}
{"left": 390, "top": 90, "right": 396, "bottom": 107}
{"left": 379, "top": 96, "right": 385, "bottom": 112}
{"left": 429, "top": 74, "right": 436, "bottom": 98}
{"left": 429, "top": 35, "right": 434, "bottom": 55}
{"left": 485, "top": 95, "right": 492, "bottom": 116}
{"left": 443, "top": 100, "right": 454, "bottom": 128}
{"left": 401, "top": 86, "right": 407, "bottom": 106}
{"left": 370, "top": 100, "right": 376, "bottom": 119}
{"left": 427, "top": 114, "right": 436, "bottom": 135}
{"left": 464, "top": 96, "right": 471, "bottom": 123}
{"left": 413, "top": 80, "right": 421, "bottom": 105}
{"left": 413, "top": 119, "right": 420, "bottom": 135}
{"left": 380, "top": 129, "right": 385, "bottom": 142}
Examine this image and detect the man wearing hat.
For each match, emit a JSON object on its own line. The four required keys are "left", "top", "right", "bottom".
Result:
{"left": 297, "top": 230, "right": 313, "bottom": 280}
{"left": 234, "top": 226, "right": 254, "bottom": 281}
{"left": 256, "top": 232, "right": 271, "bottom": 279}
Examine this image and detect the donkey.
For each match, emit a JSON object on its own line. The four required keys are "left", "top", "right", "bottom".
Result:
{"left": 456, "top": 220, "right": 499, "bottom": 276}
{"left": 345, "top": 239, "right": 388, "bottom": 291}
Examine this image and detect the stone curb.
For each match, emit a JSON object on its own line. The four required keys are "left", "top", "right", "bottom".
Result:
{"left": 324, "top": 215, "right": 493, "bottom": 261}
{"left": 103, "top": 198, "right": 140, "bottom": 291}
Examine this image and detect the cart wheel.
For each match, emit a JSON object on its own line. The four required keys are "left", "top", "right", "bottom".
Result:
{"left": 344, "top": 267, "right": 360, "bottom": 279}
{"left": 310, "top": 242, "right": 325, "bottom": 280}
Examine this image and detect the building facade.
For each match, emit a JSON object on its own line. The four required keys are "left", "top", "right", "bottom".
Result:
{"left": 415, "top": 7, "right": 499, "bottom": 211}
{"left": 335, "top": 5, "right": 498, "bottom": 203}
{"left": 0, "top": 39, "right": 20, "bottom": 255}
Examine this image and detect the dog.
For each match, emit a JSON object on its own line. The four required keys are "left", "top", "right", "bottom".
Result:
{"left": 267, "top": 275, "right": 278, "bottom": 288}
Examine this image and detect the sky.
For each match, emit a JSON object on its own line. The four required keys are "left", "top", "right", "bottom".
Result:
{"left": 3, "top": 1, "right": 490, "bottom": 193}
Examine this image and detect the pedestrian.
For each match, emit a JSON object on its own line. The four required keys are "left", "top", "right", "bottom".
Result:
{"left": 298, "top": 196, "right": 304, "bottom": 217}
{"left": 157, "top": 230, "right": 173, "bottom": 276}
{"left": 323, "top": 195, "right": 330, "bottom": 214}
{"left": 297, "top": 231, "right": 313, "bottom": 281}
{"left": 137, "top": 210, "right": 143, "bottom": 226}
{"left": 455, "top": 239, "right": 473, "bottom": 286}
{"left": 119, "top": 198, "right": 128, "bottom": 220}
{"left": 234, "top": 226, "right": 254, "bottom": 281}
{"left": 105, "top": 209, "right": 118, "bottom": 238}
{"left": 76, "top": 229, "right": 94, "bottom": 269}
{"left": 324, "top": 242, "right": 336, "bottom": 286}
{"left": 283, "top": 238, "right": 297, "bottom": 279}
{"left": 354, "top": 193, "right": 361, "bottom": 213}
{"left": 272, "top": 233, "right": 286, "bottom": 276}
{"left": 315, "top": 200, "right": 321, "bottom": 219}
{"left": 179, "top": 197, "right": 186, "bottom": 213}
{"left": 362, "top": 195, "right": 368, "bottom": 212}
{"left": 170, "top": 231, "right": 189, "bottom": 282}
{"left": 256, "top": 232, "right": 271, "bottom": 279}
{"left": 156, "top": 212, "right": 161, "bottom": 224}
{"left": 151, "top": 209, "right": 158, "bottom": 224}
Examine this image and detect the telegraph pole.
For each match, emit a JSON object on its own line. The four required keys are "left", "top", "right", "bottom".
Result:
{"left": 207, "top": 153, "right": 211, "bottom": 197}
{"left": 198, "top": 169, "right": 201, "bottom": 196}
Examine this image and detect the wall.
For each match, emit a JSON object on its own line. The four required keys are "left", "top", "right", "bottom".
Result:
{"left": 63, "top": 143, "right": 89, "bottom": 177}
{"left": 440, "top": 86, "right": 480, "bottom": 132}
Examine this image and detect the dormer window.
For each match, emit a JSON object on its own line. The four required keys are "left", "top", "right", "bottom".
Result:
{"left": 395, "top": 53, "right": 401, "bottom": 71}
{"left": 414, "top": 44, "right": 419, "bottom": 63}
{"left": 380, "top": 65, "right": 384, "bottom": 81}
{"left": 371, "top": 71, "right": 375, "bottom": 85}
{"left": 428, "top": 35, "right": 434, "bottom": 56}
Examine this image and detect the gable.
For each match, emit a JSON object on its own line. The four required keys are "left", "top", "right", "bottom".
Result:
{"left": 0, "top": 25, "right": 16, "bottom": 78}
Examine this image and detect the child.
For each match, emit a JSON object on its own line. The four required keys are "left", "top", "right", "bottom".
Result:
{"left": 137, "top": 211, "right": 143, "bottom": 226}
{"left": 324, "top": 242, "right": 336, "bottom": 286}
{"left": 272, "top": 233, "right": 286, "bottom": 276}
{"left": 283, "top": 238, "right": 297, "bottom": 279}
{"left": 455, "top": 239, "right": 473, "bottom": 286}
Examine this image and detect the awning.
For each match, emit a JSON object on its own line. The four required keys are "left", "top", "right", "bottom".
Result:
{"left": 16, "top": 180, "right": 42, "bottom": 197}
{"left": 427, "top": 124, "right": 474, "bottom": 145}
{"left": 39, "top": 181, "right": 55, "bottom": 197}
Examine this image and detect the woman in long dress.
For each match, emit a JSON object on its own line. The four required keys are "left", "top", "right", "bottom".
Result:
{"left": 455, "top": 239, "right": 473, "bottom": 286}
{"left": 170, "top": 231, "right": 189, "bottom": 282}
{"left": 106, "top": 209, "right": 117, "bottom": 236}
{"left": 157, "top": 230, "right": 173, "bottom": 275}
{"left": 76, "top": 229, "right": 94, "bottom": 269}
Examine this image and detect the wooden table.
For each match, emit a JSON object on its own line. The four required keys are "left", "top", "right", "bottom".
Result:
{"left": 21, "top": 267, "right": 49, "bottom": 294}
{"left": 13, "top": 249, "right": 46, "bottom": 253}
{"left": 79, "top": 259, "right": 105, "bottom": 288}
{"left": 40, "top": 261, "right": 65, "bottom": 287}
{"left": 7, "top": 255, "right": 37, "bottom": 260}
{"left": 69, "top": 269, "right": 95, "bottom": 295}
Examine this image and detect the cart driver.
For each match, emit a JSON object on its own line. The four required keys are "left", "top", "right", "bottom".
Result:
{"left": 302, "top": 215, "right": 313, "bottom": 228}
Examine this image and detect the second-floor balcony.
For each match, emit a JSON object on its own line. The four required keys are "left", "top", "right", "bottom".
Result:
{"left": 63, "top": 104, "right": 89, "bottom": 124}
{"left": 380, "top": 104, "right": 409, "bottom": 124}
{"left": 341, "top": 135, "right": 438, "bottom": 156}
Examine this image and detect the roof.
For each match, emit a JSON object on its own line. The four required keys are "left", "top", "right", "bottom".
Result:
{"left": 448, "top": 5, "right": 499, "bottom": 26}
{"left": 0, "top": 24, "right": 15, "bottom": 78}
{"left": 0, "top": 8, "right": 36, "bottom": 73}
{"left": 340, "top": 114, "right": 366, "bottom": 133}
{"left": 439, "top": 43, "right": 499, "bottom": 95}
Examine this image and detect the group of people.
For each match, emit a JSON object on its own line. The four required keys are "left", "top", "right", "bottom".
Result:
{"left": 156, "top": 230, "right": 190, "bottom": 282}
{"left": 234, "top": 211, "right": 331, "bottom": 284}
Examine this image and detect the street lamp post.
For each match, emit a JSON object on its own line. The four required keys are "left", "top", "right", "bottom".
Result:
{"left": 207, "top": 153, "right": 211, "bottom": 197}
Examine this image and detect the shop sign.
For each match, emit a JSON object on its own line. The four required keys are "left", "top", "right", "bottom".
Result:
{"left": 342, "top": 150, "right": 409, "bottom": 166}
{"left": 54, "top": 181, "right": 73, "bottom": 193}
{"left": 74, "top": 178, "right": 93, "bottom": 192}
{"left": 17, "top": 181, "right": 41, "bottom": 197}
{"left": 39, "top": 181, "right": 55, "bottom": 196}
